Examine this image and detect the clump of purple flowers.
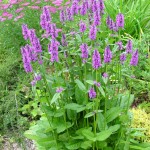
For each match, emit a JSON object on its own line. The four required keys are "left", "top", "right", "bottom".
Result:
{"left": 56, "top": 87, "right": 64, "bottom": 93}
{"left": 89, "top": 24, "right": 97, "bottom": 40}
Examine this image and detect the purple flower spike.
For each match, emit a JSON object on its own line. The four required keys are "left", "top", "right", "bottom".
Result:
{"left": 89, "top": 87, "right": 96, "bottom": 99}
{"left": 22, "top": 24, "right": 29, "bottom": 40}
{"left": 98, "top": 0, "right": 105, "bottom": 14}
{"left": 89, "top": 24, "right": 97, "bottom": 40}
{"left": 116, "top": 41, "right": 123, "bottom": 50}
{"left": 130, "top": 49, "right": 138, "bottom": 66}
{"left": 48, "top": 38, "right": 60, "bottom": 62}
{"left": 66, "top": 7, "right": 74, "bottom": 21}
{"left": 79, "top": 21, "right": 86, "bottom": 32}
{"left": 104, "top": 46, "right": 112, "bottom": 63}
{"left": 71, "top": 0, "right": 79, "bottom": 15}
{"left": 94, "top": 10, "right": 101, "bottom": 26}
{"left": 94, "top": 81, "right": 101, "bottom": 87}
{"left": 40, "top": 14, "right": 47, "bottom": 30}
{"left": 92, "top": 49, "right": 102, "bottom": 69}
{"left": 60, "top": 10, "right": 66, "bottom": 22}
{"left": 91, "top": 0, "right": 98, "bottom": 13}
{"left": 120, "top": 53, "right": 126, "bottom": 62}
{"left": 103, "top": 73, "right": 108, "bottom": 78}
{"left": 56, "top": 87, "right": 64, "bottom": 93}
{"left": 43, "top": 6, "right": 51, "bottom": 22}
{"left": 61, "top": 33, "right": 68, "bottom": 47}
{"left": 34, "top": 74, "right": 42, "bottom": 81}
{"left": 31, "top": 80, "right": 36, "bottom": 86}
{"left": 126, "top": 40, "right": 133, "bottom": 54}
{"left": 116, "top": 13, "right": 124, "bottom": 28}
{"left": 80, "top": 2, "right": 87, "bottom": 16}
{"left": 21, "top": 46, "right": 33, "bottom": 73}
{"left": 80, "top": 43, "right": 88, "bottom": 63}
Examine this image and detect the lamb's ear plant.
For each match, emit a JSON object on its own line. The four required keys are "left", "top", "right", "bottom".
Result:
{"left": 20, "top": 0, "right": 144, "bottom": 149}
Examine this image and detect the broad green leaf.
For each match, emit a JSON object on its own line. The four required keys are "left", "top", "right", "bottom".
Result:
{"left": 82, "top": 128, "right": 96, "bottom": 142}
{"left": 65, "top": 103, "right": 85, "bottom": 112}
{"left": 51, "top": 93, "right": 61, "bottom": 104}
{"left": 24, "top": 130, "right": 39, "bottom": 140}
{"left": 65, "top": 141, "right": 81, "bottom": 150}
{"left": 81, "top": 141, "right": 92, "bottom": 149}
{"left": 108, "top": 124, "right": 120, "bottom": 133}
{"left": 86, "top": 80, "right": 94, "bottom": 85}
{"left": 98, "top": 86, "right": 106, "bottom": 97}
{"left": 75, "top": 86, "right": 86, "bottom": 105}
{"left": 106, "top": 107, "right": 122, "bottom": 123}
{"left": 97, "top": 113, "right": 106, "bottom": 131}
{"left": 96, "top": 130, "right": 112, "bottom": 141}
{"left": 75, "top": 79, "right": 86, "bottom": 92}
{"left": 84, "top": 111, "right": 95, "bottom": 118}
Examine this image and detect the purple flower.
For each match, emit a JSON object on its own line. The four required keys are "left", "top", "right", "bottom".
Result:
{"left": 116, "top": 13, "right": 124, "bottom": 28}
{"left": 71, "top": 0, "right": 79, "bottom": 15}
{"left": 21, "top": 46, "right": 33, "bottom": 73}
{"left": 89, "top": 24, "right": 97, "bottom": 40}
{"left": 22, "top": 24, "right": 29, "bottom": 40}
{"left": 92, "top": 49, "right": 102, "bottom": 69}
{"left": 46, "top": 23, "right": 58, "bottom": 38}
{"left": 91, "top": 0, "right": 98, "bottom": 13}
{"left": 34, "top": 74, "right": 42, "bottom": 81}
{"left": 60, "top": 10, "right": 66, "bottom": 22}
{"left": 80, "top": 43, "right": 88, "bottom": 63}
{"left": 113, "top": 22, "right": 118, "bottom": 32}
{"left": 66, "top": 7, "right": 74, "bottom": 21}
{"left": 48, "top": 38, "right": 60, "bottom": 62}
{"left": 98, "top": 0, "right": 105, "bottom": 14}
{"left": 43, "top": 6, "right": 51, "bottom": 22}
{"left": 32, "top": 38, "right": 42, "bottom": 53}
{"left": 61, "top": 33, "right": 68, "bottom": 47}
{"left": 120, "top": 53, "right": 126, "bottom": 62}
{"left": 94, "top": 10, "right": 101, "bottom": 26}
{"left": 40, "top": 13, "right": 47, "bottom": 30}
{"left": 103, "top": 73, "right": 108, "bottom": 78}
{"left": 130, "top": 49, "right": 138, "bottom": 66}
{"left": 79, "top": 21, "right": 86, "bottom": 32}
{"left": 31, "top": 80, "right": 36, "bottom": 86}
{"left": 94, "top": 81, "right": 101, "bottom": 87}
{"left": 56, "top": 87, "right": 64, "bottom": 93}
{"left": 126, "top": 40, "right": 133, "bottom": 54}
{"left": 104, "top": 46, "right": 112, "bottom": 63}
{"left": 89, "top": 88, "right": 96, "bottom": 99}
{"left": 80, "top": 2, "right": 87, "bottom": 16}
{"left": 116, "top": 41, "right": 123, "bottom": 50}
{"left": 106, "top": 16, "right": 111, "bottom": 27}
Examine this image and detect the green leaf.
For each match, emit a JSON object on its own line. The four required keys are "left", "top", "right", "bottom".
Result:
{"left": 51, "top": 93, "right": 61, "bottom": 104}
{"left": 81, "top": 141, "right": 93, "bottom": 149}
{"left": 24, "top": 130, "right": 39, "bottom": 140}
{"left": 82, "top": 128, "right": 96, "bottom": 142}
{"left": 108, "top": 124, "right": 120, "bottom": 133}
{"left": 97, "top": 113, "right": 106, "bottom": 131}
{"left": 86, "top": 80, "right": 94, "bottom": 85}
{"left": 65, "top": 141, "right": 81, "bottom": 150}
{"left": 65, "top": 103, "right": 85, "bottom": 112}
{"left": 75, "top": 79, "right": 86, "bottom": 92}
{"left": 96, "top": 130, "right": 112, "bottom": 141}
{"left": 98, "top": 86, "right": 106, "bottom": 97}
{"left": 84, "top": 111, "right": 95, "bottom": 118}
{"left": 106, "top": 107, "right": 122, "bottom": 123}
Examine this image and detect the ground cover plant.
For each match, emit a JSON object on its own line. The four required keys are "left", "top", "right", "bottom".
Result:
{"left": 19, "top": 0, "right": 150, "bottom": 149}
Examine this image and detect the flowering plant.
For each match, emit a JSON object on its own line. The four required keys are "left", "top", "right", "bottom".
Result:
{"left": 21, "top": 0, "right": 141, "bottom": 149}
